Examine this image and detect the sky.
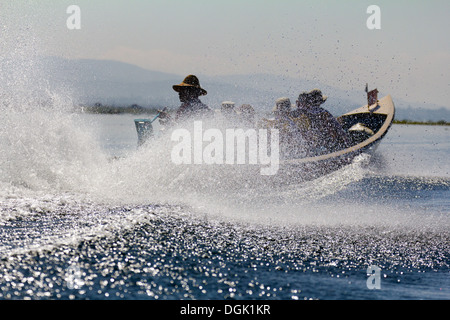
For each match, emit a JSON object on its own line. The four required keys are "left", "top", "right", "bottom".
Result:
{"left": 2, "top": 0, "right": 450, "bottom": 108}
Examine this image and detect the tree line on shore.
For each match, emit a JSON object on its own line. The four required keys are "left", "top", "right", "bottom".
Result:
{"left": 79, "top": 102, "right": 449, "bottom": 126}
{"left": 79, "top": 103, "right": 164, "bottom": 115}
{"left": 393, "top": 119, "right": 448, "bottom": 126}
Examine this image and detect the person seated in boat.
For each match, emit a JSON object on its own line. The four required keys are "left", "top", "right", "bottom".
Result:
{"left": 215, "top": 101, "right": 240, "bottom": 125}
{"left": 259, "top": 97, "right": 310, "bottom": 159}
{"left": 158, "top": 74, "right": 213, "bottom": 126}
{"left": 235, "top": 104, "right": 256, "bottom": 128}
{"left": 290, "top": 89, "right": 350, "bottom": 155}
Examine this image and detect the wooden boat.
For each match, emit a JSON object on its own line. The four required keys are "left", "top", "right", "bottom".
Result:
{"left": 279, "top": 93, "right": 395, "bottom": 181}
{"left": 133, "top": 89, "right": 395, "bottom": 183}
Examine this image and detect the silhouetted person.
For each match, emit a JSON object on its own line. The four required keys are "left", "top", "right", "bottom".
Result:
{"left": 235, "top": 104, "right": 256, "bottom": 127}
{"left": 291, "top": 89, "right": 350, "bottom": 155}
{"left": 259, "top": 97, "right": 309, "bottom": 159}
{"left": 159, "top": 75, "right": 212, "bottom": 126}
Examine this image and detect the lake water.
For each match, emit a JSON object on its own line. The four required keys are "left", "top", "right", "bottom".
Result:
{"left": 0, "top": 112, "right": 448, "bottom": 303}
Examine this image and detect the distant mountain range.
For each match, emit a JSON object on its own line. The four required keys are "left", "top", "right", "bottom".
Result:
{"left": 30, "top": 57, "right": 450, "bottom": 121}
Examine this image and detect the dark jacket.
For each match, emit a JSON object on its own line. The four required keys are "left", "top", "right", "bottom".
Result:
{"left": 291, "top": 106, "right": 350, "bottom": 155}
{"left": 175, "top": 98, "right": 213, "bottom": 122}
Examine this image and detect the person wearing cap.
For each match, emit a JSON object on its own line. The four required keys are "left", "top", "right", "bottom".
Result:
{"left": 235, "top": 104, "right": 256, "bottom": 127}
{"left": 259, "top": 97, "right": 310, "bottom": 159}
{"left": 159, "top": 74, "right": 213, "bottom": 126}
{"left": 218, "top": 101, "right": 240, "bottom": 124}
{"left": 291, "top": 89, "right": 350, "bottom": 155}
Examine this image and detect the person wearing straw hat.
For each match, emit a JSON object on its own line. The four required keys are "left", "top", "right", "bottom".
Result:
{"left": 291, "top": 89, "right": 350, "bottom": 155}
{"left": 158, "top": 74, "right": 213, "bottom": 126}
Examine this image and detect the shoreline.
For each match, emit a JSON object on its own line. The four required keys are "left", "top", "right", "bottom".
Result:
{"left": 393, "top": 120, "right": 449, "bottom": 126}
{"left": 75, "top": 105, "right": 449, "bottom": 126}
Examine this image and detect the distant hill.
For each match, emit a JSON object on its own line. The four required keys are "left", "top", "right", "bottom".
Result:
{"left": 35, "top": 57, "right": 450, "bottom": 121}
{"left": 39, "top": 57, "right": 181, "bottom": 107}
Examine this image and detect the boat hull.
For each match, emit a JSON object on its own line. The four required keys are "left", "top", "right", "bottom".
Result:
{"left": 276, "top": 95, "right": 395, "bottom": 182}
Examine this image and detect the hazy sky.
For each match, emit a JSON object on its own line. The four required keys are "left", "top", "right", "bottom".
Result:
{"left": 2, "top": 0, "right": 450, "bottom": 108}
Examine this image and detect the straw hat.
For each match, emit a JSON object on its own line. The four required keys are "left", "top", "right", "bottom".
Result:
{"left": 172, "top": 75, "right": 207, "bottom": 96}
{"left": 297, "top": 89, "right": 327, "bottom": 106}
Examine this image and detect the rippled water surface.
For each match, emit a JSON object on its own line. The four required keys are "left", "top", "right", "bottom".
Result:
{"left": 0, "top": 114, "right": 448, "bottom": 300}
